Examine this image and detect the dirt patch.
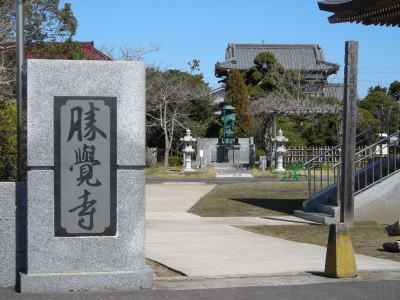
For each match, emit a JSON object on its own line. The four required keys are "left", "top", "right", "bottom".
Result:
{"left": 146, "top": 258, "right": 185, "bottom": 277}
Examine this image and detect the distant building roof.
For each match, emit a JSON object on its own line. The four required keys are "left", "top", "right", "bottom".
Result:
{"left": 325, "top": 83, "right": 344, "bottom": 100}
{"left": 2, "top": 41, "right": 112, "bottom": 61}
{"left": 210, "top": 86, "right": 225, "bottom": 104}
{"left": 215, "top": 43, "right": 339, "bottom": 77}
{"left": 318, "top": 0, "right": 400, "bottom": 26}
{"left": 77, "top": 42, "right": 112, "bottom": 60}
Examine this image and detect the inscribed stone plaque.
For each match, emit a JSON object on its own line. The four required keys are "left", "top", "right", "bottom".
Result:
{"left": 54, "top": 97, "right": 116, "bottom": 236}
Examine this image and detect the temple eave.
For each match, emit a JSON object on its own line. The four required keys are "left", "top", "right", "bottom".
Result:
{"left": 321, "top": 0, "right": 400, "bottom": 26}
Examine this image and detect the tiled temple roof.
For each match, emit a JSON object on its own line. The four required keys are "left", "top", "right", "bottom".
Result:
{"left": 215, "top": 43, "right": 339, "bottom": 77}
{"left": 318, "top": 0, "right": 400, "bottom": 26}
{"left": 325, "top": 83, "right": 345, "bottom": 100}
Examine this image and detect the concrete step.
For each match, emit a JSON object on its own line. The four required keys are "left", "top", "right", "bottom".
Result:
{"left": 315, "top": 204, "right": 340, "bottom": 217}
{"left": 294, "top": 210, "right": 338, "bottom": 225}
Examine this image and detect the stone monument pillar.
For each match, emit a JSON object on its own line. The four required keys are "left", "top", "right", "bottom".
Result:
{"left": 249, "top": 137, "right": 256, "bottom": 166}
{"left": 20, "top": 59, "right": 152, "bottom": 293}
{"left": 180, "top": 128, "right": 196, "bottom": 172}
{"left": 272, "top": 129, "right": 288, "bottom": 173}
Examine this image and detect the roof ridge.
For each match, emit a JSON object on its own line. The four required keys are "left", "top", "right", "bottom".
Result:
{"left": 230, "top": 43, "right": 320, "bottom": 48}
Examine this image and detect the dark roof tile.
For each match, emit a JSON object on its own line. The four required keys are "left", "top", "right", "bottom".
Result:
{"left": 216, "top": 43, "right": 339, "bottom": 74}
{"left": 325, "top": 83, "right": 345, "bottom": 100}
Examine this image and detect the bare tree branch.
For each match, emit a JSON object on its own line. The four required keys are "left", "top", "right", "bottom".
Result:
{"left": 0, "top": 0, "right": 17, "bottom": 101}
{"left": 100, "top": 42, "right": 160, "bottom": 61}
{"left": 146, "top": 68, "right": 209, "bottom": 166}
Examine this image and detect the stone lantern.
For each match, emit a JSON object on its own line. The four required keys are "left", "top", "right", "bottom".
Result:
{"left": 180, "top": 128, "right": 196, "bottom": 172}
{"left": 272, "top": 128, "right": 288, "bottom": 172}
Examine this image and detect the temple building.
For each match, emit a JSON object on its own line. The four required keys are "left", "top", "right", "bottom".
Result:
{"left": 214, "top": 43, "right": 343, "bottom": 100}
{"left": 318, "top": 0, "right": 400, "bottom": 27}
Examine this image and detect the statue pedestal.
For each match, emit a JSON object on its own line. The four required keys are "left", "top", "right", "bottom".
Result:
{"left": 272, "top": 129, "right": 288, "bottom": 173}
{"left": 273, "top": 151, "right": 285, "bottom": 172}
{"left": 180, "top": 129, "right": 196, "bottom": 172}
{"left": 182, "top": 154, "right": 195, "bottom": 172}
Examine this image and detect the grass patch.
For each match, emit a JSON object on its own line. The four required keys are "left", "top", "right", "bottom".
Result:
{"left": 188, "top": 182, "right": 308, "bottom": 217}
{"left": 250, "top": 168, "right": 281, "bottom": 179}
{"left": 240, "top": 222, "right": 400, "bottom": 262}
{"left": 250, "top": 168, "right": 331, "bottom": 181}
{"left": 145, "top": 165, "right": 215, "bottom": 179}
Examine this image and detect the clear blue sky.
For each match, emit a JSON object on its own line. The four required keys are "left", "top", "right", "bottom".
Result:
{"left": 61, "top": 0, "right": 400, "bottom": 98}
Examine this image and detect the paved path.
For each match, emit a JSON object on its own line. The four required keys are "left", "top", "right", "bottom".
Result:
{"left": 146, "top": 177, "right": 328, "bottom": 184}
{"left": 3, "top": 279, "right": 400, "bottom": 299}
{"left": 145, "top": 183, "right": 400, "bottom": 277}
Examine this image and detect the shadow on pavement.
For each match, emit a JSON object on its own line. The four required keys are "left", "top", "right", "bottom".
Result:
{"left": 228, "top": 198, "right": 305, "bottom": 215}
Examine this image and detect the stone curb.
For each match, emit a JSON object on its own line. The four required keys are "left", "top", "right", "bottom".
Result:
{"left": 153, "top": 269, "right": 400, "bottom": 281}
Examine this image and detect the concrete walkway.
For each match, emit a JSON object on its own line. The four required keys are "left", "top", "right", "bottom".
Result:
{"left": 145, "top": 183, "right": 400, "bottom": 277}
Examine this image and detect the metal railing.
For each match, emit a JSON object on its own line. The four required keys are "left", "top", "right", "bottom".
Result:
{"left": 303, "top": 123, "right": 399, "bottom": 200}
{"left": 337, "top": 131, "right": 400, "bottom": 195}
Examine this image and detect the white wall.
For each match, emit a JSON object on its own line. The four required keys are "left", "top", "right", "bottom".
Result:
{"left": 355, "top": 172, "right": 400, "bottom": 224}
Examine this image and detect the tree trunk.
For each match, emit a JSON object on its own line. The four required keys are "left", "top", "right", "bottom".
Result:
{"left": 263, "top": 113, "right": 276, "bottom": 167}
{"left": 164, "top": 133, "right": 170, "bottom": 167}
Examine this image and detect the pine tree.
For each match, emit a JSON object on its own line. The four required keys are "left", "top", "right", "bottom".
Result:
{"left": 225, "top": 69, "right": 253, "bottom": 137}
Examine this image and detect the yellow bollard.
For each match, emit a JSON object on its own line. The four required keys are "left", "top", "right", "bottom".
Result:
{"left": 324, "top": 223, "right": 357, "bottom": 278}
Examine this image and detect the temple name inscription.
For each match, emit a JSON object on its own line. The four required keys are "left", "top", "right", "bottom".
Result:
{"left": 54, "top": 96, "right": 117, "bottom": 237}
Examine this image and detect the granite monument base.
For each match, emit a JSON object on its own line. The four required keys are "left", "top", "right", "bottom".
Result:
{"left": 20, "top": 267, "right": 152, "bottom": 293}
{"left": 22, "top": 59, "right": 152, "bottom": 293}
{"left": 196, "top": 137, "right": 255, "bottom": 165}
{"left": 0, "top": 182, "right": 27, "bottom": 288}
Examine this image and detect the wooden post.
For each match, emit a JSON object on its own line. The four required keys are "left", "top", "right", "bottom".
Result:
{"left": 325, "top": 42, "right": 359, "bottom": 277}
{"left": 340, "top": 41, "right": 359, "bottom": 226}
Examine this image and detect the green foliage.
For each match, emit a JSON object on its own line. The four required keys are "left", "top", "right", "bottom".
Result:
{"left": 242, "top": 67, "right": 260, "bottom": 85}
{"left": 314, "top": 96, "right": 342, "bottom": 105}
{"left": 358, "top": 107, "right": 374, "bottom": 120}
{"left": 225, "top": 69, "right": 253, "bottom": 137}
{"left": 275, "top": 114, "right": 339, "bottom": 147}
{"left": 24, "top": 0, "right": 78, "bottom": 42}
{"left": 277, "top": 116, "right": 307, "bottom": 147}
{"left": 0, "top": 99, "right": 17, "bottom": 181}
{"left": 359, "top": 90, "right": 393, "bottom": 111}
{"left": 255, "top": 148, "right": 266, "bottom": 160}
{"left": 248, "top": 118, "right": 265, "bottom": 149}
{"left": 389, "top": 81, "right": 400, "bottom": 101}
{"left": 168, "top": 155, "right": 181, "bottom": 167}
{"left": 299, "top": 114, "right": 338, "bottom": 146}
{"left": 242, "top": 52, "right": 304, "bottom": 99}
{"left": 254, "top": 52, "right": 278, "bottom": 68}
{"left": 187, "top": 99, "right": 213, "bottom": 123}
{"left": 26, "top": 41, "right": 90, "bottom": 60}
{"left": 1, "top": 1, "right": 82, "bottom": 101}
{"left": 186, "top": 119, "right": 208, "bottom": 139}
{"left": 205, "top": 118, "right": 222, "bottom": 138}
{"left": 248, "top": 85, "right": 266, "bottom": 98}
{"left": 359, "top": 88, "right": 399, "bottom": 133}
{"left": 368, "top": 85, "right": 387, "bottom": 94}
